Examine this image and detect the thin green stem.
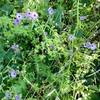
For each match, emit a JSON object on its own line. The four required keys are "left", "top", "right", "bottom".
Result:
{"left": 77, "top": 0, "right": 79, "bottom": 27}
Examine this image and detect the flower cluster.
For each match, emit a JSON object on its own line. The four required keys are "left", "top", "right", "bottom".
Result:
{"left": 14, "top": 10, "right": 38, "bottom": 25}
{"left": 13, "top": 7, "right": 55, "bottom": 25}
{"left": 14, "top": 13, "right": 23, "bottom": 25}
{"left": 84, "top": 42, "right": 96, "bottom": 50}
{"left": 25, "top": 11, "right": 38, "bottom": 20}
{"left": 5, "top": 92, "right": 20, "bottom": 100}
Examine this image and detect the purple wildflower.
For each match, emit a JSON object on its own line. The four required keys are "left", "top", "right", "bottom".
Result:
{"left": 30, "top": 12, "right": 38, "bottom": 20}
{"left": 11, "top": 43, "right": 20, "bottom": 53}
{"left": 25, "top": 11, "right": 38, "bottom": 20}
{"left": 84, "top": 42, "right": 96, "bottom": 50}
{"left": 48, "top": 7, "right": 54, "bottom": 15}
{"left": 15, "top": 95, "right": 20, "bottom": 100}
{"left": 14, "top": 13, "right": 23, "bottom": 25}
{"left": 89, "top": 43, "right": 96, "bottom": 50}
{"left": 13, "top": 18, "right": 20, "bottom": 25}
{"left": 16, "top": 13, "right": 23, "bottom": 20}
{"left": 25, "top": 11, "right": 31, "bottom": 18}
{"left": 80, "top": 16, "right": 87, "bottom": 21}
{"left": 84, "top": 42, "right": 91, "bottom": 48}
{"left": 11, "top": 43, "right": 19, "bottom": 50}
{"left": 10, "top": 70, "right": 17, "bottom": 78}
{"left": 68, "top": 34, "right": 76, "bottom": 41}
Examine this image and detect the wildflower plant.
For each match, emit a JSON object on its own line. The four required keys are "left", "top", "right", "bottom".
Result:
{"left": 0, "top": 0, "right": 100, "bottom": 100}
{"left": 48, "top": 7, "right": 55, "bottom": 15}
{"left": 10, "top": 70, "right": 17, "bottom": 78}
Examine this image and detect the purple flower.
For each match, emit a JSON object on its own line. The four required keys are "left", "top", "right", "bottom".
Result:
{"left": 84, "top": 42, "right": 96, "bottom": 50}
{"left": 15, "top": 95, "right": 20, "bottom": 100}
{"left": 68, "top": 34, "right": 76, "bottom": 41}
{"left": 84, "top": 42, "right": 91, "bottom": 48}
{"left": 16, "top": 13, "right": 23, "bottom": 20}
{"left": 89, "top": 43, "right": 96, "bottom": 50}
{"left": 30, "top": 12, "right": 38, "bottom": 20}
{"left": 80, "top": 16, "right": 87, "bottom": 20}
{"left": 25, "top": 11, "right": 31, "bottom": 18}
{"left": 11, "top": 43, "right": 19, "bottom": 50}
{"left": 25, "top": 11, "right": 38, "bottom": 20}
{"left": 10, "top": 70, "right": 17, "bottom": 78}
{"left": 13, "top": 18, "right": 20, "bottom": 25}
{"left": 11, "top": 43, "right": 20, "bottom": 53}
{"left": 13, "top": 13, "right": 23, "bottom": 25}
{"left": 48, "top": 7, "right": 54, "bottom": 15}
{"left": 5, "top": 92, "right": 11, "bottom": 100}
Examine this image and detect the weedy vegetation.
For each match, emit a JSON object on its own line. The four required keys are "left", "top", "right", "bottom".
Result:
{"left": 0, "top": 0, "right": 100, "bottom": 100}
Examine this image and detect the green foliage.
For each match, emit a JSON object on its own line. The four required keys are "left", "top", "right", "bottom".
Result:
{"left": 0, "top": 0, "right": 100, "bottom": 100}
